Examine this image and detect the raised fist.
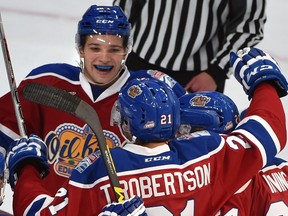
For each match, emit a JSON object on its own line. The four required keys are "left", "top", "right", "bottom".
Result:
{"left": 230, "top": 47, "right": 288, "bottom": 99}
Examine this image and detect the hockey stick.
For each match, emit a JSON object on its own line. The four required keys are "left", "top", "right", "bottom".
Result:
{"left": 0, "top": 12, "right": 26, "bottom": 137}
{"left": 0, "top": 12, "right": 26, "bottom": 208}
{"left": 22, "top": 82, "right": 125, "bottom": 203}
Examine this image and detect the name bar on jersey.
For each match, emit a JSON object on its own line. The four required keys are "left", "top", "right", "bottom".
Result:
{"left": 100, "top": 163, "right": 211, "bottom": 202}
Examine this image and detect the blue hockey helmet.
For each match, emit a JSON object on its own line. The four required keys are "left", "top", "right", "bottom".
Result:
{"left": 179, "top": 91, "right": 239, "bottom": 134}
{"left": 117, "top": 78, "right": 180, "bottom": 143}
{"left": 76, "top": 5, "right": 132, "bottom": 51}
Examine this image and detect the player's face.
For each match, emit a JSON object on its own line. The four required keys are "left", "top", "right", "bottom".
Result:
{"left": 80, "top": 34, "right": 126, "bottom": 85}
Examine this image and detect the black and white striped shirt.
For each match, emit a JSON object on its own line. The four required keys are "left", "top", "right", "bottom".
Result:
{"left": 113, "top": 0, "right": 266, "bottom": 78}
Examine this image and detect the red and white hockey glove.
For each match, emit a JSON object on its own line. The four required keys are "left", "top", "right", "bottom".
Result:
{"left": 230, "top": 47, "right": 288, "bottom": 100}
{"left": 6, "top": 134, "right": 49, "bottom": 189}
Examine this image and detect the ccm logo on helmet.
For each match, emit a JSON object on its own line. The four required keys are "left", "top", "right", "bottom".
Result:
{"left": 96, "top": 20, "right": 114, "bottom": 24}
{"left": 145, "top": 156, "right": 171, "bottom": 162}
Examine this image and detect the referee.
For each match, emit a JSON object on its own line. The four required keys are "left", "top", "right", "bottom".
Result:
{"left": 113, "top": 0, "right": 266, "bottom": 93}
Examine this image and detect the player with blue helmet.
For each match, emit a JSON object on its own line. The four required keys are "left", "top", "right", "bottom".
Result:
{"left": 75, "top": 5, "right": 133, "bottom": 80}
{"left": 7, "top": 44, "right": 288, "bottom": 215}
{"left": 179, "top": 91, "right": 239, "bottom": 135}
{"left": 75, "top": 5, "right": 186, "bottom": 96}
{"left": 75, "top": 5, "right": 132, "bottom": 86}
{"left": 179, "top": 90, "right": 288, "bottom": 215}
{"left": 114, "top": 78, "right": 180, "bottom": 143}
{"left": 0, "top": 4, "right": 186, "bottom": 208}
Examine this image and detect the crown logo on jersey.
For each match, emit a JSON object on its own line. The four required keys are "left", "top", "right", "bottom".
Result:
{"left": 190, "top": 95, "right": 211, "bottom": 107}
{"left": 127, "top": 85, "right": 142, "bottom": 98}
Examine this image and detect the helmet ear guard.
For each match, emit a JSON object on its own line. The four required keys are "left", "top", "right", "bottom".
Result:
{"left": 179, "top": 91, "right": 239, "bottom": 134}
{"left": 116, "top": 78, "right": 180, "bottom": 143}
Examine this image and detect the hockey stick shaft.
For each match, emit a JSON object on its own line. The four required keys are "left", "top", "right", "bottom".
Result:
{"left": 22, "top": 82, "right": 125, "bottom": 203}
{"left": 0, "top": 12, "right": 26, "bottom": 137}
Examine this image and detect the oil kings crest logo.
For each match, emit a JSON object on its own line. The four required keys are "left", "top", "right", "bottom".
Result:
{"left": 45, "top": 123, "right": 121, "bottom": 178}
{"left": 190, "top": 95, "right": 211, "bottom": 107}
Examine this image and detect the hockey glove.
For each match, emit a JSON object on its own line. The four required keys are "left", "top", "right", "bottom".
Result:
{"left": 99, "top": 195, "right": 147, "bottom": 216}
{"left": 230, "top": 47, "right": 288, "bottom": 100}
{"left": 6, "top": 134, "right": 49, "bottom": 189}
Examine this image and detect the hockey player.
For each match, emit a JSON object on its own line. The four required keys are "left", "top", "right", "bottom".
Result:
{"left": 178, "top": 91, "right": 239, "bottom": 136}
{"left": 238, "top": 108, "right": 288, "bottom": 215}
{"left": 179, "top": 91, "right": 288, "bottom": 215}
{"left": 6, "top": 47, "right": 288, "bottom": 215}
{"left": 249, "top": 157, "right": 288, "bottom": 215}
{"left": 0, "top": 4, "right": 185, "bottom": 198}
